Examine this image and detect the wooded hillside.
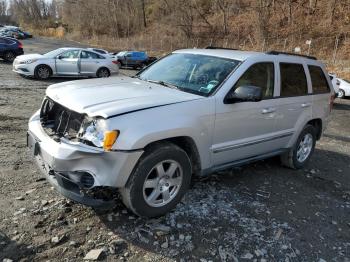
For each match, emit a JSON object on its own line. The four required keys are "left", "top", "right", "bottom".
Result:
{"left": 3, "top": 0, "right": 350, "bottom": 61}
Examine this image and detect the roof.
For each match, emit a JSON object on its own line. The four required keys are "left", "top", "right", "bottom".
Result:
{"left": 174, "top": 48, "right": 318, "bottom": 62}
{"left": 174, "top": 48, "right": 260, "bottom": 61}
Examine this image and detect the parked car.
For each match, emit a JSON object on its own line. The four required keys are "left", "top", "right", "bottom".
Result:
{"left": 116, "top": 51, "right": 157, "bottom": 69}
{"left": 329, "top": 73, "right": 340, "bottom": 95}
{"left": 0, "top": 36, "right": 24, "bottom": 62}
{"left": 337, "top": 78, "right": 350, "bottom": 98}
{"left": 13, "top": 47, "right": 119, "bottom": 79}
{"left": 0, "top": 28, "right": 20, "bottom": 39}
{"left": 27, "top": 48, "right": 334, "bottom": 217}
{"left": 1, "top": 26, "right": 32, "bottom": 39}
{"left": 87, "top": 48, "right": 118, "bottom": 62}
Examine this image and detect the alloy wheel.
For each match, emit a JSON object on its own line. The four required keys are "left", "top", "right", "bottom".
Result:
{"left": 98, "top": 69, "right": 109, "bottom": 78}
{"left": 338, "top": 89, "right": 345, "bottom": 98}
{"left": 5, "top": 52, "right": 15, "bottom": 62}
{"left": 142, "top": 160, "right": 183, "bottom": 207}
{"left": 296, "top": 133, "right": 313, "bottom": 163}
{"left": 37, "top": 67, "right": 50, "bottom": 79}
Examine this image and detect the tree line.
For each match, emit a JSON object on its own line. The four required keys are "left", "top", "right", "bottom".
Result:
{"left": 2, "top": 0, "right": 350, "bottom": 49}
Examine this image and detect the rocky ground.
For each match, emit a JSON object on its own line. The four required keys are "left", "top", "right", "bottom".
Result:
{"left": 0, "top": 37, "right": 349, "bottom": 262}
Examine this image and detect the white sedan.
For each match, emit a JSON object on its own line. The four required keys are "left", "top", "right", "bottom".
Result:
{"left": 13, "top": 48, "right": 119, "bottom": 80}
{"left": 337, "top": 78, "right": 350, "bottom": 98}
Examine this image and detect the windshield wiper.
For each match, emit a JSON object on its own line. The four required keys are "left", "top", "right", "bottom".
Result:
{"left": 145, "top": 79, "right": 180, "bottom": 90}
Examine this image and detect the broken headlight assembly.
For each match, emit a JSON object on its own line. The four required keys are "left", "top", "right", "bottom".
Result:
{"left": 79, "top": 118, "right": 119, "bottom": 151}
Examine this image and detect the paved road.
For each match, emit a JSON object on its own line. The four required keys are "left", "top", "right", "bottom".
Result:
{"left": 0, "top": 37, "right": 349, "bottom": 261}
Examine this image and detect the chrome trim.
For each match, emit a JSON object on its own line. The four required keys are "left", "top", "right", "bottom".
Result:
{"left": 212, "top": 132, "right": 294, "bottom": 154}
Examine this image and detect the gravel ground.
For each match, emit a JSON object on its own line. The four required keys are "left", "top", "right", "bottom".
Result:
{"left": 0, "top": 37, "right": 349, "bottom": 262}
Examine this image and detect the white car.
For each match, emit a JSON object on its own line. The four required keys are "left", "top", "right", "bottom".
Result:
{"left": 87, "top": 48, "right": 114, "bottom": 57}
{"left": 329, "top": 73, "right": 340, "bottom": 95}
{"left": 13, "top": 47, "right": 119, "bottom": 80}
{"left": 337, "top": 78, "right": 350, "bottom": 98}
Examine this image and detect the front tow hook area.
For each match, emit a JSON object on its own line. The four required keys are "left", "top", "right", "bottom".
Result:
{"left": 47, "top": 170, "right": 117, "bottom": 209}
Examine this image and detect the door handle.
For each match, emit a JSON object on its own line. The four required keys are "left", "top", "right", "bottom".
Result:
{"left": 301, "top": 103, "right": 311, "bottom": 108}
{"left": 261, "top": 107, "right": 276, "bottom": 114}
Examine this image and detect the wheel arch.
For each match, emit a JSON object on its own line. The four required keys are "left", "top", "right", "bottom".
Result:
{"left": 34, "top": 64, "right": 53, "bottom": 75}
{"left": 307, "top": 118, "right": 322, "bottom": 140}
{"left": 97, "top": 66, "right": 110, "bottom": 76}
{"left": 142, "top": 136, "right": 202, "bottom": 177}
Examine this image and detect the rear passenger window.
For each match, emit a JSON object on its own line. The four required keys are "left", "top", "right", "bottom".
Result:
{"left": 308, "top": 65, "right": 330, "bottom": 94}
{"left": 234, "top": 63, "right": 275, "bottom": 99}
{"left": 280, "top": 63, "right": 308, "bottom": 97}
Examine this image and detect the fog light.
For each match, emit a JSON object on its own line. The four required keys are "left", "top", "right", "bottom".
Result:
{"left": 80, "top": 172, "right": 95, "bottom": 189}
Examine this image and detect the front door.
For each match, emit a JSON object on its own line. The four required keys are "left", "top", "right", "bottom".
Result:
{"left": 55, "top": 49, "right": 80, "bottom": 75}
{"left": 212, "top": 62, "right": 281, "bottom": 166}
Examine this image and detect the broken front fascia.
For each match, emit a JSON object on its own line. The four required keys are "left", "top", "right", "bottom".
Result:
{"left": 40, "top": 97, "right": 113, "bottom": 149}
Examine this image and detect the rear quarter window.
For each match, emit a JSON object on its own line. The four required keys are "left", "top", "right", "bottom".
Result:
{"left": 308, "top": 65, "right": 330, "bottom": 94}
{"left": 280, "top": 63, "right": 308, "bottom": 97}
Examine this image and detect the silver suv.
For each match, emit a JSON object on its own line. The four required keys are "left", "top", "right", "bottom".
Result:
{"left": 27, "top": 48, "right": 334, "bottom": 217}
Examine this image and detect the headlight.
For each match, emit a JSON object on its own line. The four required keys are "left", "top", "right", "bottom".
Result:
{"left": 79, "top": 119, "right": 119, "bottom": 151}
{"left": 20, "top": 59, "right": 38, "bottom": 64}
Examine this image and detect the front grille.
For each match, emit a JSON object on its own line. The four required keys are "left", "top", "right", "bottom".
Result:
{"left": 40, "top": 98, "right": 85, "bottom": 141}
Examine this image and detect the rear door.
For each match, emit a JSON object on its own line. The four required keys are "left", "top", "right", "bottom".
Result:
{"left": 308, "top": 65, "right": 332, "bottom": 125}
{"left": 55, "top": 49, "right": 80, "bottom": 75}
{"left": 273, "top": 61, "right": 313, "bottom": 148}
{"left": 80, "top": 50, "right": 103, "bottom": 75}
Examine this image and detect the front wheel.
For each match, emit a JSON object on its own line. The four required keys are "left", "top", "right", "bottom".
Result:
{"left": 338, "top": 89, "right": 345, "bottom": 98}
{"left": 280, "top": 125, "right": 316, "bottom": 169}
{"left": 120, "top": 142, "right": 192, "bottom": 217}
{"left": 34, "top": 65, "right": 51, "bottom": 80}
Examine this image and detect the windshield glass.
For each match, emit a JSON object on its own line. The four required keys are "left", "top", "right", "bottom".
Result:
{"left": 43, "top": 48, "right": 67, "bottom": 57}
{"left": 138, "top": 53, "right": 240, "bottom": 96}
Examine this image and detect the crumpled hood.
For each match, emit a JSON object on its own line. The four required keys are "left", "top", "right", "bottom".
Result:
{"left": 15, "top": 54, "right": 43, "bottom": 61}
{"left": 46, "top": 76, "right": 202, "bottom": 118}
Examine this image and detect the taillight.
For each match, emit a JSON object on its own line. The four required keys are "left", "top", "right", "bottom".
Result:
{"left": 112, "top": 60, "right": 120, "bottom": 65}
{"left": 18, "top": 42, "right": 23, "bottom": 48}
{"left": 330, "top": 94, "right": 335, "bottom": 112}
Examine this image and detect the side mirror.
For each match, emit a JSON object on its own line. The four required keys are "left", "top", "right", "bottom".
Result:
{"left": 224, "top": 85, "right": 263, "bottom": 104}
{"left": 57, "top": 55, "right": 63, "bottom": 60}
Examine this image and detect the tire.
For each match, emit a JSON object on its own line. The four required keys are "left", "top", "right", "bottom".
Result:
{"left": 338, "top": 89, "right": 345, "bottom": 98}
{"left": 96, "top": 67, "right": 110, "bottom": 78}
{"left": 120, "top": 142, "right": 192, "bottom": 217}
{"left": 3, "top": 51, "right": 15, "bottom": 62}
{"left": 34, "top": 65, "right": 51, "bottom": 80}
{"left": 280, "top": 124, "right": 316, "bottom": 169}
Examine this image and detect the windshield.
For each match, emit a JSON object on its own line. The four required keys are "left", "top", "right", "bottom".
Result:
{"left": 138, "top": 53, "right": 240, "bottom": 96}
{"left": 43, "top": 49, "right": 67, "bottom": 57}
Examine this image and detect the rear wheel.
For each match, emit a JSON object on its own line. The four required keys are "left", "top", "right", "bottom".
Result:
{"left": 96, "top": 67, "right": 110, "bottom": 78}
{"left": 3, "top": 51, "right": 15, "bottom": 62}
{"left": 120, "top": 142, "right": 192, "bottom": 217}
{"left": 338, "top": 89, "right": 345, "bottom": 98}
{"left": 34, "top": 65, "right": 51, "bottom": 80}
{"left": 280, "top": 125, "right": 316, "bottom": 169}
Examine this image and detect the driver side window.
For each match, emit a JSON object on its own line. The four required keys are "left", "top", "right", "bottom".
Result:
{"left": 234, "top": 63, "right": 275, "bottom": 99}
{"left": 59, "top": 50, "right": 80, "bottom": 59}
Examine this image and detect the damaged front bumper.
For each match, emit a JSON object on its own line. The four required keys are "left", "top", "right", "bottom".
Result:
{"left": 27, "top": 111, "right": 143, "bottom": 207}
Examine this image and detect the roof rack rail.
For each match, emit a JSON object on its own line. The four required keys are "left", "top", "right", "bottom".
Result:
{"left": 266, "top": 50, "right": 317, "bottom": 60}
{"left": 205, "top": 46, "right": 238, "bottom": 51}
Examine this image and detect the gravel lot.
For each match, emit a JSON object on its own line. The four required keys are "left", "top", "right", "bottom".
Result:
{"left": 0, "top": 37, "right": 349, "bottom": 262}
